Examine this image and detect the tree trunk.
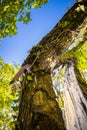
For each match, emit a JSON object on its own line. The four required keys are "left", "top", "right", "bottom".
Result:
{"left": 15, "top": 71, "right": 65, "bottom": 130}
{"left": 63, "top": 61, "right": 87, "bottom": 130}
{"left": 22, "top": 2, "right": 87, "bottom": 72}
{"left": 15, "top": 2, "right": 87, "bottom": 130}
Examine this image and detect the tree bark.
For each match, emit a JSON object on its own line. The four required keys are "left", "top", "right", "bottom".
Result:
{"left": 22, "top": 2, "right": 87, "bottom": 72}
{"left": 63, "top": 61, "right": 87, "bottom": 130}
{"left": 15, "top": 2, "right": 87, "bottom": 130}
{"left": 15, "top": 71, "right": 65, "bottom": 130}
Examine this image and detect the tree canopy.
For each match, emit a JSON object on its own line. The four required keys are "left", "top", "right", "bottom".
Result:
{"left": 0, "top": 0, "right": 48, "bottom": 38}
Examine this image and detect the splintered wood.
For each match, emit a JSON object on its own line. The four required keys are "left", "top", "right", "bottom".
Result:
{"left": 64, "top": 63, "right": 87, "bottom": 130}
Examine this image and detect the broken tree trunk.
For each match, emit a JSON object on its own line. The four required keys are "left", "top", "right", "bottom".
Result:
{"left": 14, "top": 2, "right": 87, "bottom": 130}
{"left": 64, "top": 60, "right": 87, "bottom": 130}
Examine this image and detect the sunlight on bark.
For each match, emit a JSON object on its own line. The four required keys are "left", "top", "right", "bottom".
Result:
{"left": 64, "top": 63, "right": 87, "bottom": 130}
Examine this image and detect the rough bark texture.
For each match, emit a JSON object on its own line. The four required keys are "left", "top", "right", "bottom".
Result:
{"left": 15, "top": 71, "right": 65, "bottom": 130}
{"left": 64, "top": 61, "right": 87, "bottom": 130}
{"left": 15, "top": 2, "right": 87, "bottom": 130}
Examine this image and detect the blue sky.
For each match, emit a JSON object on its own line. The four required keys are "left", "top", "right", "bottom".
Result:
{"left": 0, "top": 0, "right": 75, "bottom": 65}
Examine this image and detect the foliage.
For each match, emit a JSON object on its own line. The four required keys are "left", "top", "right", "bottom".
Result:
{"left": 0, "top": 58, "right": 19, "bottom": 130}
{"left": 62, "top": 40, "right": 87, "bottom": 78}
{"left": 52, "top": 67, "right": 65, "bottom": 108}
{"left": 59, "top": 21, "right": 70, "bottom": 28}
{"left": 0, "top": 0, "right": 48, "bottom": 38}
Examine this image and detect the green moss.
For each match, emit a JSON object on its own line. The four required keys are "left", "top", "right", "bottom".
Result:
{"left": 27, "top": 75, "right": 33, "bottom": 81}
{"left": 59, "top": 21, "right": 70, "bottom": 28}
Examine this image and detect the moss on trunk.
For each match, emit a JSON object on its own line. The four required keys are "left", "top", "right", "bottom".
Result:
{"left": 74, "top": 67, "right": 87, "bottom": 100}
{"left": 22, "top": 2, "right": 87, "bottom": 72}
{"left": 15, "top": 71, "right": 65, "bottom": 130}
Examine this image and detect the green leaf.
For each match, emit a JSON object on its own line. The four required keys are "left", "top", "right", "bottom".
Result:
{"left": 0, "top": 57, "right": 19, "bottom": 129}
{"left": 27, "top": 75, "right": 33, "bottom": 81}
{"left": 0, "top": 0, "right": 48, "bottom": 38}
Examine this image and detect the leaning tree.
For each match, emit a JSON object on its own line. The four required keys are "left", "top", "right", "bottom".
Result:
{"left": 11, "top": 1, "right": 87, "bottom": 130}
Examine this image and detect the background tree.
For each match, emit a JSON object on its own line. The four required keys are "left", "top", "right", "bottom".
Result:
{"left": 0, "top": 57, "right": 19, "bottom": 129}
{"left": 0, "top": 0, "right": 48, "bottom": 38}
